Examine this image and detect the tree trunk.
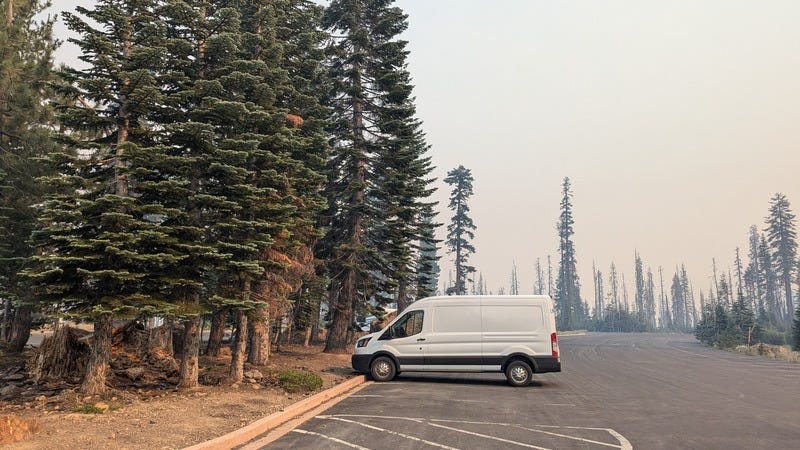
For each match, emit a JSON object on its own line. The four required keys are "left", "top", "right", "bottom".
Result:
{"left": 206, "top": 308, "right": 227, "bottom": 356}
{"left": 33, "top": 324, "right": 90, "bottom": 383}
{"left": 147, "top": 323, "right": 173, "bottom": 355}
{"left": 80, "top": 313, "right": 113, "bottom": 395}
{"left": 7, "top": 304, "right": 32, "bottom": 353}
{"left": 397, "top": 279, "right": 409, "bottom": 312}
{"left": 325, "top": 272, "right": 355, "bottom": 353}
{"left": 247, "top": 305, "right": 270, "bottom": 365}
{"left": 303, "top": 326, "right": 312, "bottom": 347}
{"left": 229, "top": 310, "right": 247, "bottom": 382}
{"left": 178, "top": 316, "right": 201, "bottom": 389}
{"left": 1, "top": 300, "right": 11, "bottom": 341}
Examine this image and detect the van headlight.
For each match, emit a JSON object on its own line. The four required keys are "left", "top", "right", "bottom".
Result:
{"left": 356, "top": 337, "right": 372, "bottom": 348}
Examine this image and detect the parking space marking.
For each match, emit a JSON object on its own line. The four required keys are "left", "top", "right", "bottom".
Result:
{"left": 292, "top": 429, "right": 369, "bottom": 449}
{"left": 319, "top": 416, "right": 458, "bottom": 449}
{"left": 317, "top": 414, "right": 632, "bottom": 450}
{"left": 422, "top": 420, "right": 550, "bottom": 449}
{"left": 509, "top": 424, "right": 623, "bottom": 448}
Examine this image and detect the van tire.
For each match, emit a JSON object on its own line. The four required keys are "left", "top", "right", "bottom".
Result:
{"left": 370, "top": 356, "right": 397, "bottom": 382}
{"left": 505, "top": 360, "right": 532, "bottom": 387}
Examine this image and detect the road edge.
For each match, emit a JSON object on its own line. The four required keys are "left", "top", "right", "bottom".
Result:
{"left": 183, "top": 375, "right": 367, "bottom": 450}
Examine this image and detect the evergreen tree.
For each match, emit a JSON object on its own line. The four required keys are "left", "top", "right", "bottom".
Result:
{"left": 510, "top": 261, "right": 519, "bottom": 295}
{"left": 671, "top": 271, "right": 686, "bottom": 330}
{"left": 443, "top": 165, "right": 476, "bottom": 296}
{"left": 414, "top": 209, "right": 440, "bottom": 299}
{"left": 744, "top": 226, "right": 763, "bottom": 314}
{"left": 236, "top": 0, "right": 329, "bottom": 367}
{"left": 765, "top": 193, "right": 797, "bottom": 322}
{"left": 609, "top": 262, "right": 619, "bottom": 312}
{"left": 24, "top": 0, "right": 170, "bottom": 394}
{"left": 680, "top": 264, "right": 695, "bottom": 327}
{"left": 658, "top": 266, "right": 671, "bottom": 329}
{"left": 634, "top": 252, "right": 644, "bottom": 318}
{"left": 320, "top": 0, "right": 433, "bottom": 352}
{"left": 534, "top": 257, "right": 544, "bottom": 295}
{"left": 554, "top": 177, "right": 583, "bottom": 329}
{"left": 731, "top": 290, "right": 756, "bottom": 346}
{"left": 758, "top": 234, "right": 779, "bottom": 323}
{"left": 0, "top": 0, "right": 57, "bottom": 352}
{"left": 645, "top": 267, "right": 656, "bottom": 329}
{"left": 592, "top": 262, "right": 604, "bottom": 320}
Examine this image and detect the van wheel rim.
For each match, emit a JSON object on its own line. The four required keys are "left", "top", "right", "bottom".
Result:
{"left": 375, "top": 361, "right": 391, "bottom": 377}
{"left": 511, "top": 366, "right": 528, "bottom": 382}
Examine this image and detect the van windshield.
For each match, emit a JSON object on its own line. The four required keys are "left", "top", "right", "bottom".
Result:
{"left": 389, "top": 310, "right": 424, "bottom": 338}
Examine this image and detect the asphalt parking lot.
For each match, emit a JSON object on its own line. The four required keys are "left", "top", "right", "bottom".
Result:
{"left": 258, "top": 333, "right": 800, "bottom": 449}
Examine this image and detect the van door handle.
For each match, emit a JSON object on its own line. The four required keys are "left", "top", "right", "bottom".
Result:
{"left": 417, "top": 338, "right": 426, "bottom": 341}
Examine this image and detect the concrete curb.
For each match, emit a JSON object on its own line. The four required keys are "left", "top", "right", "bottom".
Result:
{"left": 183, "top": 375, "right": 367, "bottom": 450}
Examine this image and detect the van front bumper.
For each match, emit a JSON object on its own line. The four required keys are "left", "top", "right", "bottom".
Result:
{"left": 352, "top": 354, "right": 371, "bottom": 373}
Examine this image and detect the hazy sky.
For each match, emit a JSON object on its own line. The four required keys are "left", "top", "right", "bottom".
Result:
{"left": 50, "top": 1, "right": 800, "bottom": 303}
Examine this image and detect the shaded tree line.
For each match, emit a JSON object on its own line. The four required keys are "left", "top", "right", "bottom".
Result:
{"left": 0, "top": 0, "right": 440, "bottom": 394}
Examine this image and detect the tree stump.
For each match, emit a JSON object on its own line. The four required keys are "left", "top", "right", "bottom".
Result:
{"left": 32, "top": 325, "right": 90, "bottom": 383}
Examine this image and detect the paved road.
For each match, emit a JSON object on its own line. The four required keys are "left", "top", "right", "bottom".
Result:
{"left": 261, "top": 333, "right": 800, "bottom": 449}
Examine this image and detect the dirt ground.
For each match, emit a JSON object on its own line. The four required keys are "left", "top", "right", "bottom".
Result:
{"left": 0, "top": 344, "right": 355, "bottom": 449}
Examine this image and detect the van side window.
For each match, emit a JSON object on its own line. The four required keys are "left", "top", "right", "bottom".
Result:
{"left": 388, "top": 310, "right": 424, "bottom": 339}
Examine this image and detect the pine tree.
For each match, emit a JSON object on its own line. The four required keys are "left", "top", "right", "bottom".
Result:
{"left": 24, "top": 0, "right": 170, "bottom": 394}
{"left": 744, "top": 226, "right": 763, "bottom": 315}
{"left": 609, "top": 262, "right": 619, "bottom": 312}
{"left": 0, "top": 0, "right": 57, "bottom": 352}
{"left": 443, "top": 165, "right": 476, "bottom": 296}
{"left": 765, "top": 193, "right": 797, "bottom": 322}
{"left": 534, "top": 257, "right": 544, "bottom": 295}
{"left": 680, "top": 264, "right": 695, "bottom": 327}
{"left": 645, "top": 268, "right": 656, "bottom": 329}
{"left": 671, "top": 271, "right": 686, "bottom": 330}
{"left": 235, "top": 0, "right": 329, "bottom": 367}
{"left": 554, "top": 177, "right": 583, "bottom": 330}
{"left": 758, "top": 234, "right": 779, "bottom": 323}
{"left": 320, "top": 0, "right": 433, "bottom": 352}
{"left": 633, "top": 252, "right": 644, "bottom": 318}
{"left": 415, "top": 209, "right": 440, "bottom": 299}
{"left": 509, "top": 261, "right": 519, "bottom": 295}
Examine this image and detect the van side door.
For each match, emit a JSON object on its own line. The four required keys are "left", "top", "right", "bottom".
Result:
{"left": 425, "top": 305, "right": 482, "bottom": 371}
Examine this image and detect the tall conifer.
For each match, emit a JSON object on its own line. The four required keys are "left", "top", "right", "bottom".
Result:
{"left": 554, "top": 177, "right": 582, "bottom": 330}
{"left": 25, "top": 0, "right": 169, "bottom": 394}
{"left": 444, "top": 165, "right": 476, "bottom": 296}
{"left": 0, "top": 0, "right": 57, "bottom": 352}
{"left": 765, "top": 193, "right": 797, "bottom": 322}
{"left": 320, "top": 0, "right": 435, "bottom": 352}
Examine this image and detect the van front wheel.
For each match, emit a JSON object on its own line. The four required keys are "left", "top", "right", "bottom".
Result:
{"left": 505, "top": 360, "right": 532, "bottom": 387}
{"left": 370, "top": 356, "right": 397, "bottom": 382}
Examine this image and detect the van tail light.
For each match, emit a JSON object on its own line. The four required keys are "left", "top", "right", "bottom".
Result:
{"left": 551, "top": 332, "right": 559, "bottom": 358}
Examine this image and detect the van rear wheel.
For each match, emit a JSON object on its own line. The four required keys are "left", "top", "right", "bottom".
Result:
{"left": 370, "top": 356, "right": 397, "bottom": 382}
{"left": 505, "top": 360, "right": 532, "bottom": 387}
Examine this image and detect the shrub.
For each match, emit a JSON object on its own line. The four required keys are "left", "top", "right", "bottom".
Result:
{"left": 276, "top": 369, "right": 323, "bottom": 393}
{"left": 759, "top": 328, "right": 788, "bottom": 346}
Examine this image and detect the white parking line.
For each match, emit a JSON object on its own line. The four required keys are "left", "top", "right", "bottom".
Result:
{"left": 322, "top": 414, "right": 632, "bottom": 449}
{"left": 422, "top": 420, "right": 551, "bottom": 450}
{"left": 510, "top": 424, "right": 622, "bottom": 448}
{"left": 318, "top": 416, "right": 459, "bottom": 449}
{"left": 292, "top": 429, "right": 370, "bottom": 449}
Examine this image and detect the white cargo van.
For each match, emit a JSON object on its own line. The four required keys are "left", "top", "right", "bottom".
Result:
{"left": 351, "top": 295, "right": 561, "bottom": 387}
